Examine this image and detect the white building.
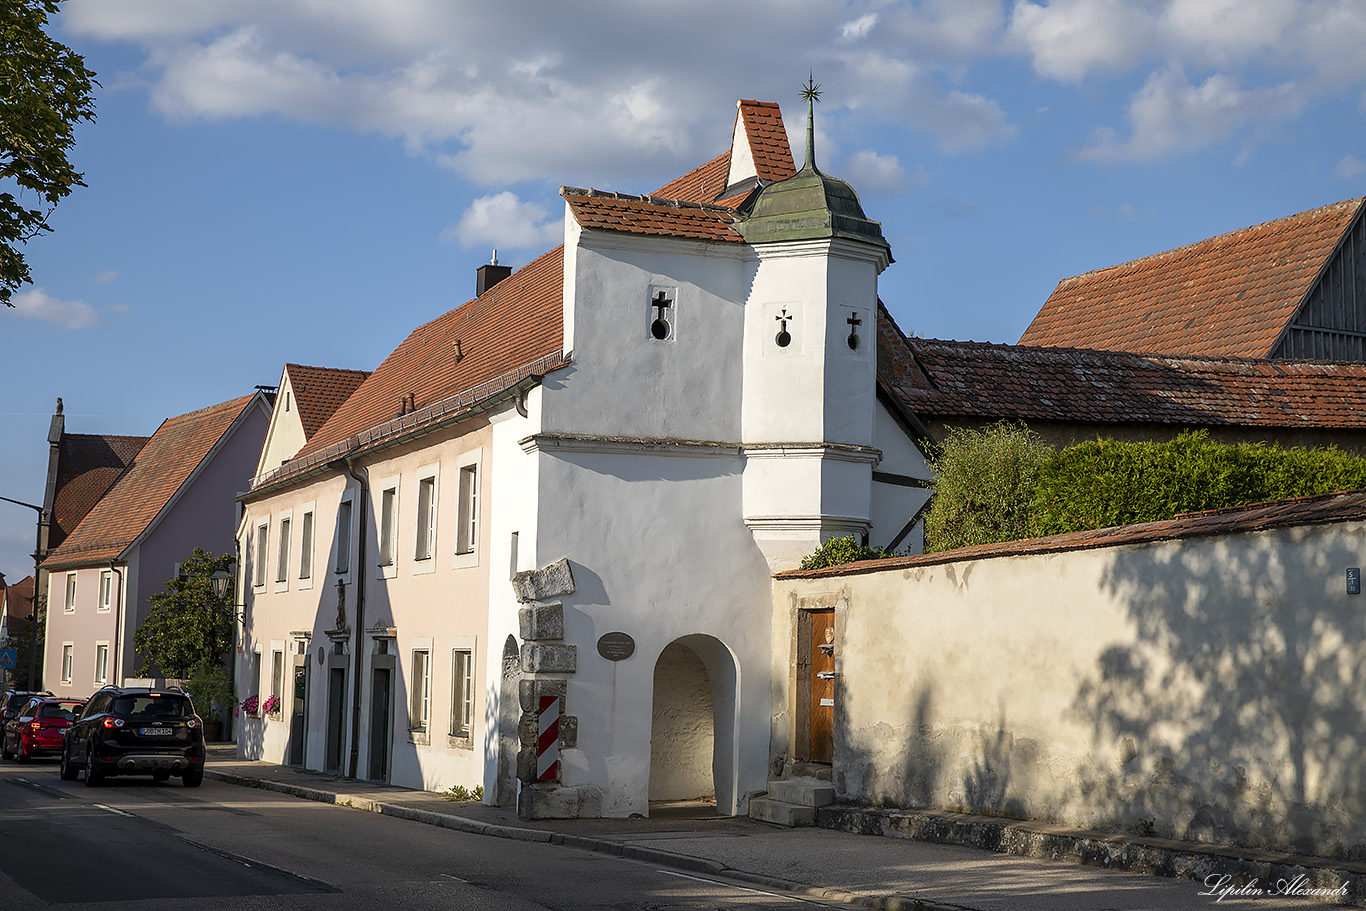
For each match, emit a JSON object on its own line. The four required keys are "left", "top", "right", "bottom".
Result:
{"left": 237, "top": 97, "right": 931, "bottom": 817}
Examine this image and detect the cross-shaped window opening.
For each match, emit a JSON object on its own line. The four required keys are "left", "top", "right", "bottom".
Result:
{"left": 847, "top": 312, "right": 862, "bottom": 350}
{"left": 650, "top": 291, "right": 672, "bottom": 340}
{"left": 775, "top": 308, "right": 793, "bottom": 348}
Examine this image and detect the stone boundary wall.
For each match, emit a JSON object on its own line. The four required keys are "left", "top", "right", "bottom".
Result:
{"left": 774, "top": 518, "right": 1366, "bottom": 860}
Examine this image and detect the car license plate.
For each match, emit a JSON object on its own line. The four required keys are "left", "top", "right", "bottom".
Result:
{"left": 139, "top": 726, "right": 173, "bottom": 736}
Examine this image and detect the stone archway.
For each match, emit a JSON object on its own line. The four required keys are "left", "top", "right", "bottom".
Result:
{"left": 648, "top": 634, "right": 739, "bottom": 815}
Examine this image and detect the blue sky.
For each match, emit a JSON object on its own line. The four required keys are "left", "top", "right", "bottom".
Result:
{"left": 4, "top": 0, "right": 1366, "bottom": 581}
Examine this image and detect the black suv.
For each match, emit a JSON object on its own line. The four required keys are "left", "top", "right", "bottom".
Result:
{"left": 60, "top": 686, "right": 205, "bottom": 787}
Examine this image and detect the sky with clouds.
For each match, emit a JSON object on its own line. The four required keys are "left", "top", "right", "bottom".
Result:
{"left": 4, "top": 0, "right": 1366, "bottom": 581}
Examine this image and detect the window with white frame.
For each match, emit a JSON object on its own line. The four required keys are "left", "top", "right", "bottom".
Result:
{"left": 64, "top": 573, "right": 76, "bottom": 612}
{"left": 249, "top": 650, "right": 262, "bottom": 715}
{"left": 299, "top": 510, "right": 314, "bottom": 581}
{"left": 61, "top": 643, "right": 73, "bottom": 683}
{"left": 415, "top": 474, "right": 436, "bottom": 562}
{"left": 377, "top": 478, "right": 399, "bottom": 572}
{"left": 255, "top": 523, "right": 269, "bottom": 589}
{"left": 94, "top": 643, "right": 109, "bottom": 684}
{"left": 276, "top": 516, "right": 291, "bottom": 585}
{"left": 456, "top": 464, "right": 478, "bottom": 555}
{"left": 270, "top": 649, "right": 284, "bottom": 717}
{"left": 335, "top": 498, "right": 353, "bottom": 575}
{"left": 98, "top": 570, "right": 112, "bottom": 612}
{"left": 409, "top": 649, "right": 430, "bottom": 731}
{"left": 450, "top": 646, "right": 474, "bottom": 740}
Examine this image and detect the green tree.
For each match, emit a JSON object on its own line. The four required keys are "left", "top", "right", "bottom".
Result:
{"left": 1, "top": 0, "right": 97, "bottom": 306}
{"left": 923, "top": 422, "right": 1053, "bottom": 553}
{"left": 133, "top": 549, "right": 235, "bottom": 679}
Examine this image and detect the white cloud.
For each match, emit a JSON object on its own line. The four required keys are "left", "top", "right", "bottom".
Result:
{"left": 842, "top": 150, "right": 926, "bottom": 194}
{"left": 1337, "top": 155, "right": 1366, "bottom": 179}
{"left": 1010, "top": 0, "right": 1153, "bottom": 82}
{"left": 10, "top": 288, "right": 101, "bottom": 330}
{"left": 840, "top": 13, "right": 878, "bottom": 41}
{"left": 93, "top": 269, "right": 119, "bottom": 283}
{"left": 1078, "top": 69, "right": 1302, "bottom": 163}
{"left": 442, "top": 192, "right": 561, "bottom": 250}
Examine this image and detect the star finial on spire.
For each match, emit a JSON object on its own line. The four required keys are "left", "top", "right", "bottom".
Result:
{"left": 801, "top": 71, "right": 821, "bottom": 171}
{"left": 800, "top": 71, "right": 822, "bottom": 105}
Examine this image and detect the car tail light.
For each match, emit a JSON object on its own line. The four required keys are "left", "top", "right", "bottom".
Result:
{"left": 101, "top": 717, "right": 125, "bottom": 729}
{"left": 29, "top": 722, "right": 41, "bottom": 731}
{"left": 187, "top": 716, "right": 202, "bottom": 729}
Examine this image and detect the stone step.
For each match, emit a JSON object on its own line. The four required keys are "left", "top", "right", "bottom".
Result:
{"left": 766, "top": 778, "right": 835, "bottom": 808}
{"left": 748, "top": 796, "right": 816, "bottom": 827}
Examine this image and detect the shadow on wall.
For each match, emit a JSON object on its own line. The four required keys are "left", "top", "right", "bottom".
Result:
{"left": 1075, "top": 529, "right": 1366, "bottom": 857}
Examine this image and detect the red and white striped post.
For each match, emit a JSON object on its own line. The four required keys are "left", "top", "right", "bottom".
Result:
{"left": 536, "top": 695, "right": 560, "bottom": 782}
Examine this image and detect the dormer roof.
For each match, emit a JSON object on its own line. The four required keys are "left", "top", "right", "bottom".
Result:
{"left": 285, "top": 364, "right": 371, "bottom": 440}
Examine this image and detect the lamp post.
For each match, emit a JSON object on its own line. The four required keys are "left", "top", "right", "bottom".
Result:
{"left": 0, "top": 495, "right": 45, "bottom": 690}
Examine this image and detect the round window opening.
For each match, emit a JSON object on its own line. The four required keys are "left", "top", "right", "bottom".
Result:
{"left": 775, "top": 329, "right": 792, "bottom": 347}
{"left": 651, "top": 318, "right": 670, "bottom": 340}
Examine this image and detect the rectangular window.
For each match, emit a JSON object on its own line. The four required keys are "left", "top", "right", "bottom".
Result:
{"left": 255, "top": 523, "right": 269, "bottom": 588}
{"left": 450, "top": 648, "right": 473, "bottom": 738}
{"left": 94, "top": 644, "right": 109, "bottom": 684}
{"left": 276, "top": 517, "right": 291, "bottom": 584}
{"left": 456, "top": 465, "right": 478, "bottom": 555}
{"left": 299, "top": 511, "right": 314, "bottom": 580}
{"left": 64, "top": 573, "right": 76, "bottom": 612}
{"left": 379, "top": 486, "right": 397, "bottom": 566}
{"left": 410, "top": 649, "right": 430, "bottom": 731}
{"left": 270, "top": 650, "right": 284, "bottom": 716}
{"left": 415, "top": 476, "right": 436, "bottom": 561}
{"left": 335, "top": 499, "right": 352, "bottom": 574}
{"left": 99, "top": 571, "right": 112, "bottom": 612}
{"left": 250, "top": 651, "right": 262, "bottom": 714}
{"left": 61, "top": 644, "right": 73, "bottom": 684}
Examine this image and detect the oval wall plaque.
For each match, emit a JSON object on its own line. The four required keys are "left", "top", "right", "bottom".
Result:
{"left": 597, "top": 632, "right": 636, "bottom": 661}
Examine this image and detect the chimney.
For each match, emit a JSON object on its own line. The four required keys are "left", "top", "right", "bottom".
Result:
{"left": 476, "top": 250, "right": 512, "bottom": 297}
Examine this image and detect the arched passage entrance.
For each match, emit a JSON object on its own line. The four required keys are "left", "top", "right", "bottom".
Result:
{"left": 648, "top": 634, "right": 739, "bottom": 815}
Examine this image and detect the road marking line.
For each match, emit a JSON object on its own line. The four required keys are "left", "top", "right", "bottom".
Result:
{"left": 655, "top": 869, "right": 827, "bottom": 904}
{"left": 92, "top": 803, "right": 134, "bottom": 817}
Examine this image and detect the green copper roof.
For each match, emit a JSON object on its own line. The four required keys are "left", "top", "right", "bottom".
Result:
{"left": 736, "top": 80, "right": 891, "bottom": 253}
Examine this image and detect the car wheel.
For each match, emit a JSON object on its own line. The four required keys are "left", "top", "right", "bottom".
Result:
{"left": 182, "top": 767, "right": 204, "bottom": 788}
{"left": 15, "top": 740, "right": 29, "bottom": 764}
{"left": 84, "top": 750, "right": 104, "bottom": 787}
{"left": 59, "top": 745, "right": 79, "bottom": 781}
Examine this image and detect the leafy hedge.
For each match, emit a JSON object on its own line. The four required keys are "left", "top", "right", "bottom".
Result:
{"left": 799, "top": 535, "right": 891, "bottom": 570}
{"left": 1032, "top": 431, "right": 1366, "bottom": 536}
{"left": 924, "top": 426, "right": 1366, "bottom": 552}
{"left": 923, "top": 422, "right": 1053, "bottom": 552}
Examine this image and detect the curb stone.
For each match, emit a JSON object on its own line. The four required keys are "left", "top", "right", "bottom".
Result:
{"left": 203, "top": 768, "right": 946, "bottom": 909}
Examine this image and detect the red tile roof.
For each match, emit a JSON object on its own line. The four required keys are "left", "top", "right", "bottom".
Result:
{"left": 779, "top": 488, "right": 1366, "bottom": 578}
{"left": 736, "top": 99, "right": 797, "bottom": 184}
{"left": 257, "top": 247, "right": 567, "bottom": 490}
{"left": 653, "top": 151, "right": 731, "bottom": 204}
{"left": 285, "top": 364, "right": 371, "bottom": 440}
{"left": 1019, "top": 198, "right": 1363, "bottom": 358}
{"left": 880, "top": 312, "right": 1366, "bottom": 430}
{"left": 50, "top": 433, "right": 149, "bottom": 551}
{"left": 650, "top": 100, "right": 795, "bottom": 205}
{"left": 563, "top": 188, "right": 743, "bottom": 243}
{"left": 43, "top": 395, "right": 262, "bottom": 568}
{"left": 2, "top": 575, "right": 35, "bottom": 625}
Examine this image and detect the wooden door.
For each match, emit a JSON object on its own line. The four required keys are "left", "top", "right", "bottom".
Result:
{"left": 809, "top": 610, "right": 835, "bottom": 763}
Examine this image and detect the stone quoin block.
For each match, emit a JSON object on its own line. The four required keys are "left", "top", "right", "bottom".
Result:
{"left": 517, "top": 745, "right": 537, "bottom": 783}
{"left": 518, "top": 677, "right": 567, "bottom": 713}
{"left": 521, "top": 643, "right": 577, "bottom": 674}
{"left": 512, "top": 557, "right": 576, "bottom": 603}
{"left": 518, "top": 602, "right": 564, "bottom": 641}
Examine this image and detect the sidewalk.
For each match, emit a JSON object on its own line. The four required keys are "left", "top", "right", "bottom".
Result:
{"left": 203, "top": 745, "right": 1359, "bottom": 911}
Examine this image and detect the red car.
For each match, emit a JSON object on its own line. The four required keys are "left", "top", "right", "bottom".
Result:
{"left": 3, "top": 697, "right": 85, "bottom": 762}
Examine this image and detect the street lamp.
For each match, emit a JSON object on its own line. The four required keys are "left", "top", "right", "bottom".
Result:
{"left": 210, "top": 569, "right": 231, "bottom": 603}
{"left": 0, "top": 495, "right": 46, "bottom": 690}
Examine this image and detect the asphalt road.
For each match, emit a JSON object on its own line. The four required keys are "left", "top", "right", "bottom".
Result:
{"left": 0, "top": 760, "right": 848, "bottom": 910}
